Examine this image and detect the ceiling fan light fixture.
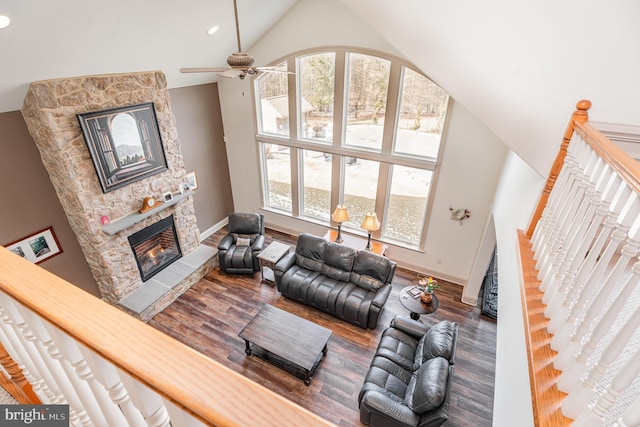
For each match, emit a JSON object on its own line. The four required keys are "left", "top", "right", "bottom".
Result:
{"left": 206, "top": 25, "right": 220, "bottom": 35}
{"left": 226, "top": 52, "right": 255, "bottom": 68}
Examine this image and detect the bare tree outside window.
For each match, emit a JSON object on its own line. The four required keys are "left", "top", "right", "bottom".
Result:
{"left": 394, "top": 68, "right": 449, "bottom": 158}
{"left": 345, "top": 53, "right": 390, "bottom": 150}
{"left": 299, "top": 53, "right": 335, "bottom": 142}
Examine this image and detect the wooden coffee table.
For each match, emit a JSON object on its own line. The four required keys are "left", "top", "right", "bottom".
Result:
{"left": 238, "top": 304, "right": 332, "bottom": 386}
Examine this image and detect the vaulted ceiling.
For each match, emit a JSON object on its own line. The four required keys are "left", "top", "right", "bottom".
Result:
{"left": 2, "top": 0, "right": 639, "bottom": 175}
{"left": 0, "top": 0, "right": 296, "bottom": 113}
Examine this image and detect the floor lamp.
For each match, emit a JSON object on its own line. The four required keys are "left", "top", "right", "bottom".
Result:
{"left": 360, "top": 212, "right": 380, "bottom": 251}
{"left": 331, "top": 205, "right": 349, "bottom": 243}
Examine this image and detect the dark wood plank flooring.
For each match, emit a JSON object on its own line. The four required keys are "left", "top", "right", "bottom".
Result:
{"left": 148, "top": 229, "right": 497, "bottom": 426}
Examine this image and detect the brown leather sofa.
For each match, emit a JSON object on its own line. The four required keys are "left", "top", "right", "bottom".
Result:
{"left": 274, "top": 233, "right": 396, "bottom": 329}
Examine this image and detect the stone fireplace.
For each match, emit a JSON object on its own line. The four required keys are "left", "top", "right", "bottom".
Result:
{"left": 20, "top": 71, "right": 215, "bottom": 321}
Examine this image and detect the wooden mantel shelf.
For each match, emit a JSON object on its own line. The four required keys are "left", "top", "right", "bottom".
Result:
{"left": 102, "top": 191, "right": 194, "bottom": 235}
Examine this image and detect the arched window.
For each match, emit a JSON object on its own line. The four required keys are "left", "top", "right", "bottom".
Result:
{"left": 254, "top": 48, "right": 450, "bottom": 248}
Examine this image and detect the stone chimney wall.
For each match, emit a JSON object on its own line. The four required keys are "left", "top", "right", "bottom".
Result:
{"left": 20, "top": 71, "right": 200, "bottom": 304}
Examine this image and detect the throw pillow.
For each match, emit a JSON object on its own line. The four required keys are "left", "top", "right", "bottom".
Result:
{"left": 236, "top": 237, "right": 251, "bottom": 246}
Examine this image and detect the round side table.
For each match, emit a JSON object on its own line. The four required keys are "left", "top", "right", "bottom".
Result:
{"left": 399, "top": 286, "right": 439, "bottom": 320}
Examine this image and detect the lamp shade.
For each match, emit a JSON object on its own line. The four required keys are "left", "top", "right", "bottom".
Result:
{"left": 360, "top": 212, "right": 380, "bottom": 231}
{"left": 331, "top": 205, "right": 350, "bottom": 223}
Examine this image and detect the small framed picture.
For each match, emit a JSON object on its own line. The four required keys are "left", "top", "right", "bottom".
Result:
{"left": 163, "top": 192, "right": 173, "bottom": 202}
{"left": 185, "top": 170, "right": 198, "bottom": 191}
{"left": 4, "top": 227, "right": 63, "bottom": 264}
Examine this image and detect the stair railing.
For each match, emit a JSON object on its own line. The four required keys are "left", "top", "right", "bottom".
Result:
{"left": 0, "top": 246, "right": 333, "bottom": 427}
{"left": 520, "top": 100, "right": 640, "bottom": 426}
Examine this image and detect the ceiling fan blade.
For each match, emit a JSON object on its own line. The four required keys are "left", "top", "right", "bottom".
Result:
{"left": 218, "top": 68, "right": 244, "bottom": 78}
{"left": 180, "top": 67, "right": 228, "bottom": 73}
{"left": 256, "top": 67, "right": 295, "bottom": 74}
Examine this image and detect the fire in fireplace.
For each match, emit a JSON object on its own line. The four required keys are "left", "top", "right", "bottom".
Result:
{"left": 128, "top": 215, "right": 182, "bottom": 282}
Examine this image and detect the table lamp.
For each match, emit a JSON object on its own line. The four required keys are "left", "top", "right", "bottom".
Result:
{"left": 331, "top": 205, "right": 350, "bottom": 243}
{"left": 360, "top": 212, "right": 380, "bottom": 250}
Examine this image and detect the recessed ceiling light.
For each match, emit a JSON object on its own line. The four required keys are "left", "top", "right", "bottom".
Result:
{"left": 207, "top": 25, "right": 220, "bottom": 36}
{"left": 0, "top": 15, "right": 11, "bottom": 30}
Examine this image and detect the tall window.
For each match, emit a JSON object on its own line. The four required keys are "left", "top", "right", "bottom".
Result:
{"left": 343, "top": 159, "right": 380, "bottom": 227}
{"left": 298, "top": 53, "right": 335, "bottom": 143}
{"left": 394, "top": 68, "right": 449, "bottom": 159}
{"left": 262, "top": 144, "right": 292, "bottom": 213}
{"left": 344, "top": 53, "right": 390, "bottom": 151}
{"left": 301, "top": 150, "right": 332, "bottom": 220}
{"left": 255, "top": 63, "right": 290, "bottom": 136}
{"left": 256, "top": 49, "right": 450, "bottom": 248}
{"left": 385, "top": 166, "right": 432, "bottom": 243}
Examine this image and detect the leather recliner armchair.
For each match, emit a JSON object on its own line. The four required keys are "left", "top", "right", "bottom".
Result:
{"left": 217, "top": 213, "right": 265, "bottom": 274}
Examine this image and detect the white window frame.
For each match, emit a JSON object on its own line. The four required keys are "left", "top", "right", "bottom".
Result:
{"left": 255, "top": 47, "right": 449, "bottom": 250}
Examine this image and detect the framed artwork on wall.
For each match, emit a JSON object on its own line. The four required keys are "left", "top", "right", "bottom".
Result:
{"left": 77, "top": 102, "right": 168, "bottom": 193}
{"left": 4, "top": 227, "right": 63, "bottom": 264}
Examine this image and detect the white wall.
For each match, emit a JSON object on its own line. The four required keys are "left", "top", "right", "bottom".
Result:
{"left": 491, "top": 151, "right": 545, "bottom": 427}
{"left": 338, "top": 0, "right": 640, "bottom": 177}
{"left": 219, "top": 0, "right": 508, "bottom": 288}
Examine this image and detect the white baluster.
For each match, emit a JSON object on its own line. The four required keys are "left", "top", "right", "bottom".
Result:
{"left": 550, "top": 179, "right": 629, "bottom": 350}
{"left": 0, "top": 306, "right": 49, "bottom": 402}
{"left": 534, "top": 140, "right": 586, "bottom": 264}
{"left": 543, "top": 159, "right": 607, "bottom": 319}
{"left": 554, "top": 212, "right": 640, "bottom": 371}
{"left": 0, "top": 296, "right": 67, "bottom": 406}
{"left": 45, "top": 325, "right": 129, "bottom": 427}
{"left": 78, "top": 345, "right": 148, "bottom": 427}
{"left": 118, "top": 368, "right": 172, "bottom": 427}
{"left": 562, "top": 350, "right": 640, "bottom": 427}
{"left": 538, "top": 147, "right": 597, "bottom": 290}
{"left": 16, "top": 306, "right": 98, "bottom": 426}
{"left": 612, "top": 395, "right": 640, "bottom": 427}
{"left": 532, "top": 136, "right": 583, "bottom": 254}
{"left": 536, "top": 147, "right": 592, "bottom": 277}
{"left": 561, "top": 305, "right": 640, "bottom": 416}
{"left": 555, "top": 260, "right": 640, "bottom": 382}
{"left": 547, "top": 176, "right": 632, "bottom": 329}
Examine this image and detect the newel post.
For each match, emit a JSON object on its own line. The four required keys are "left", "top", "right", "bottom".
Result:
{"left": 525, "top": 100, "right": 591, "bottom": 238}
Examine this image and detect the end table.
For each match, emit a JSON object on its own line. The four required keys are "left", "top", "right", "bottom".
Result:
{"left": 256, "top": 241, "right": 291, "bottom": 285}
{"left": 399, "top": 286, "right": 439, "bottom": 320}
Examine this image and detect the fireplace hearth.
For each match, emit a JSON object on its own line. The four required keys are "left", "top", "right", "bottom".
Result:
{"left": 128, "top": 215, "right": 182, "bottom": 282}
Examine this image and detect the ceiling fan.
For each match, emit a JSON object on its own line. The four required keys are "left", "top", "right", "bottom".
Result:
{"left": 180, "top": 0, "right": 289, "bottom": 80}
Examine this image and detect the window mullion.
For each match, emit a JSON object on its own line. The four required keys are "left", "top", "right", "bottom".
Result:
{"left": 374, "top": 162, "right": 390, "bottom": 239}
{"left": 381, "top": 63, "right": 402, "bottom": 155}
{"left": 332, "top": 50, "right": 346, "bottom": 148}
{"left": 288, "top": 56, "right": 298, "bottom": 141}
{"left": 290, "top": 147, "right": 301, "bottom": 217}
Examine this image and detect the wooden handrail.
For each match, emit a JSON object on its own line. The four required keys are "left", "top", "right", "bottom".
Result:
{"left": 575, "top": 121, "right": 640, "bottom": 194}
{"left": 525, "top": 100, "right": 591, "bottom": 238}
{"left": 0, "top": 246, "right": 333, "bottom": 427}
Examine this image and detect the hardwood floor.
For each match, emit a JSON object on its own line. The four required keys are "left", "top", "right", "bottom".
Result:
{"left": 148, "top": 229, "right": 497, "bottom": 426}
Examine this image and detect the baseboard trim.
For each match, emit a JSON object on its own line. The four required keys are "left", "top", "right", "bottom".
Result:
{"left": 200, "top": 218, "right": 229, "bottom": 241}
